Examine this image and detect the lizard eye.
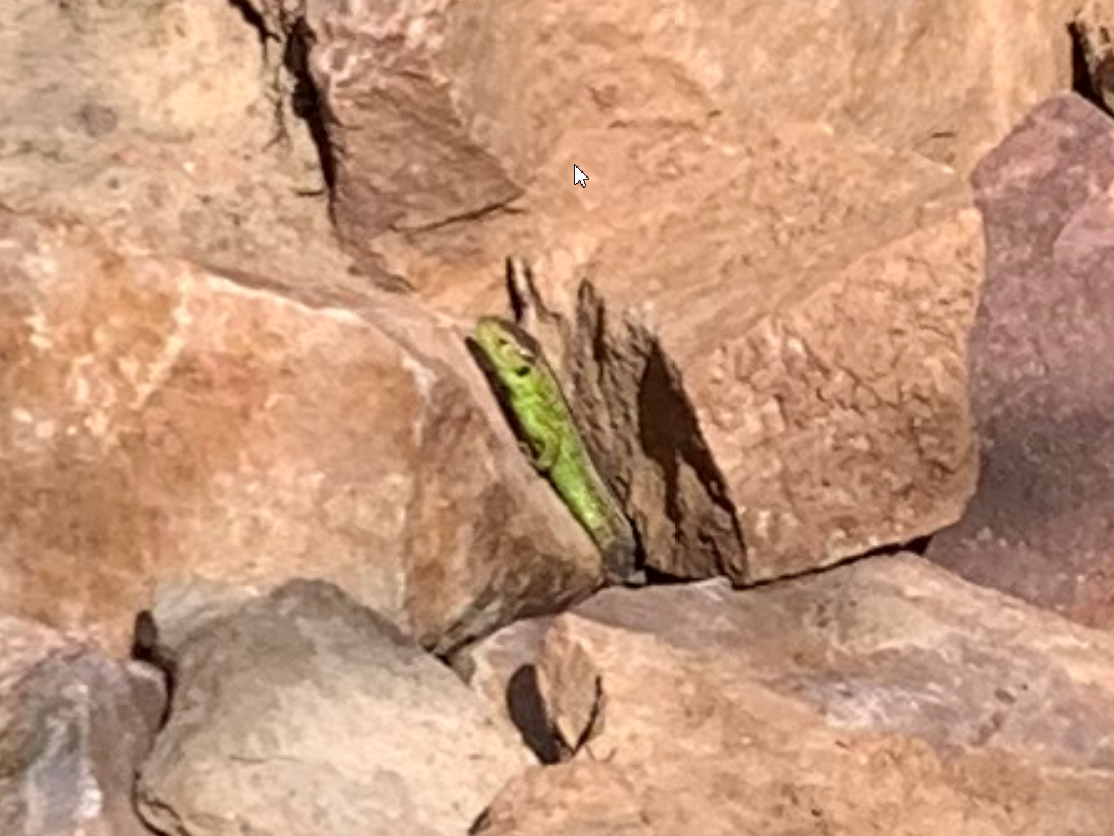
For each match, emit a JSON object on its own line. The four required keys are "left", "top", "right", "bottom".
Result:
{"left": 513, "top": 364, "right": 530, "bottom": 378}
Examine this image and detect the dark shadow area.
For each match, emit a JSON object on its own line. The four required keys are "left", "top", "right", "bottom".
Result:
{"left": 285, "top": 16, "right": 337, "bottom": 196}
{"left": 637, "top": 531, "right": 933, "bottom": 590}
{"left": 865, "top": 534, "right": 933, "bottom": 559}
{"left": 641, "top": 564, "right": 698, "bottom": 585}
{"left": 739, "top": 535, "right": 936, "bottom": 592}
{"left": 227, "top": 0, "right": 268, "bottom": 47}
{"left": 224, "top": 1, "right": 337, "bottom": 200}
{"left": 1069, "top": 20, "right": 1113, "bottom": 117}
{"left": 505, "top": 664, "right": 561, "bottom": 765}
{"left": 129, "top": 610, "right": 175, "bottom": 729}
{"left": 637, "top": 341, "right": 747, "bottom": 576}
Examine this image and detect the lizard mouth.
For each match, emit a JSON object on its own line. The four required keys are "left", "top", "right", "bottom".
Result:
{"left": 465, "top": 335, "right": 532, "bottom": 441}
{"left": 464, "top": 336, "right": 499, "bottom": 378}
{"left": 465, "top": 335, "right": 515, "bottom": 400}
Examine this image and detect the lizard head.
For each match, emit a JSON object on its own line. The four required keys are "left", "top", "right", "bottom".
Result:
{"left": 469, "top": 316, "right": 543, "bottom": 396}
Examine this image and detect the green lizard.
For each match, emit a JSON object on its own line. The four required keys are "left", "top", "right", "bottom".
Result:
{"left": 467, "top": 309, "right": 640, "bottom": 585}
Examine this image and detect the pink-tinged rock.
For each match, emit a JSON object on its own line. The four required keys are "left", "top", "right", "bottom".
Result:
{"left": 0, "top": 614, "right": 166, "bottom": 836}
{"left": 479, "top": 556, "right": 1114, "bottom": 835}
{"left": 925, "top": 93, "right": 1114, "bottom": 629}
{"left": 0, "top": 210, "right": 600, "bottom": 656}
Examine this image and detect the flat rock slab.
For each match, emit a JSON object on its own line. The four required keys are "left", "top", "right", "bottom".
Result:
{"left": 136, "top": 579, "right": 533, "bottom": 836}
{"left": 925, "top": 93, "right": 1114, "bottom": 628}
{"left": 480, "top": 555, "right": 1114, "bottom": 834}
{"left": 0, "top": 614, "right": 166, "bottom": 836}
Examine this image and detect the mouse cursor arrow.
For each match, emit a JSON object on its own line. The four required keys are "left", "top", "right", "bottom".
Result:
{"left": 573, "top": 164, "right": 588, "bottom": 188}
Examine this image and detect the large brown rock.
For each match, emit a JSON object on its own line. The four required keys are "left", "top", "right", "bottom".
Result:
{"left": 0, "top": 614, "right": 166, "bottom": 836}
{"left": 926, "top": 93, "right": 1114, "bottom": 629}
{"left": 0, "top": 210, "right": 600, "bottom": 655}
{"left": 477, "top": 556, "right": 1114, "bottom": 835}
{"left": 274, "top": 0, "right": 1114, "bottom": 585}
{"left": 579, "top": 122, "right": 982, "bottom": 582}
{"left": 284, "top": 0, "right": 1079, "bottom": 297}
{"left": 136, "top": 580, "right": 532, "bottom": 836}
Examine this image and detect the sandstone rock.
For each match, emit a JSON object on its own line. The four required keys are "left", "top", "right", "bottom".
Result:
{"left": 523, "top": 119, "right": 981, "bottom": 584}
{"left": 925, "top": 93, "right": 1114, "bottom": 629}
{"left": 0, "top": 210, "right": 601, "bottom": 655}
{"left": 481, "top": 556, "right": 1114, "bottom": 834}
{"left": 136, "top": 579, "right": 533, "bottom": 836}
{"left": 0, "top": 0, "right": 365, "bottom": 296}
{"left": 0, "top": 614, "right": 166, "bottom": 836}
{"left": 277, "top": 0, "right": 1097, "bottom": 585}
{"left": 0, "top": 0, "right": 1052, "bottom": 595}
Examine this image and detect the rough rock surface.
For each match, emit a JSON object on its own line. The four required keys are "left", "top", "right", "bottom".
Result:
{"left": 0, "top": 210, "right": 600, "bottom": 656}
{"left": 477, "top": 556, "right": 1114, "bottom": 834}
{"left": 7, "top": 3, "right": 1114, "bottom": 832}
{"left": 271, "top": 0, "right": 1066, "bottom": 583}
{"left": 573, "top": 121, "right": 983, "bottom": 582}
{"left": 926, "top": 93, "right": 1114, "bottom": 629}
{"left": 0, "top": 0, "right": 362, "bottom": 295}
{"left": 4, "top": 0, "right": 1071, "bottom": 303}
{"left": 0, "top": 614, "right": 166, "bottom": 836}
{"left": 136, "top": 579, "right": 533, "bottom": 836}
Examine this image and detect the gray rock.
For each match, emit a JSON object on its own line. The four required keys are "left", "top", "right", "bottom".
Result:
{"left": 136, "top": 579, "right": 533, "bottom": 836}
{"left": 0, "top": 615, "right": 166, "bottom": 836}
